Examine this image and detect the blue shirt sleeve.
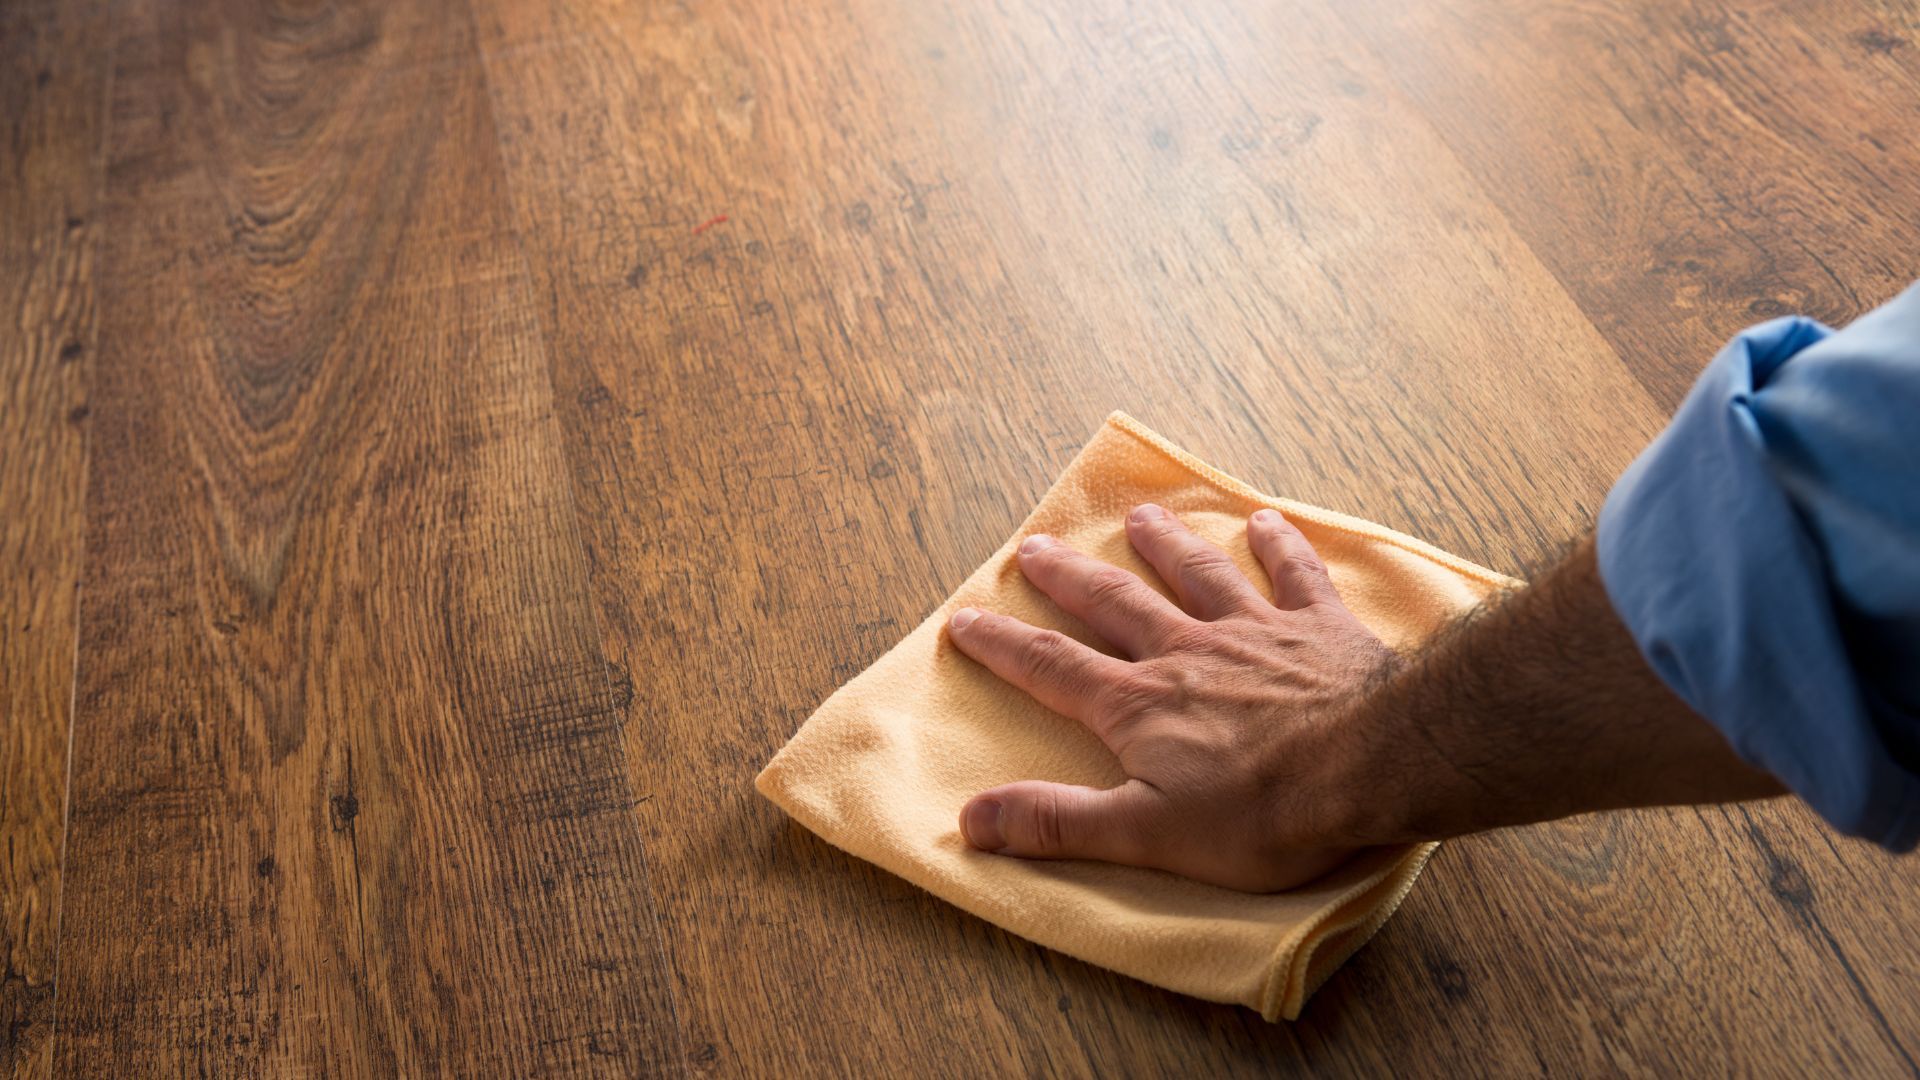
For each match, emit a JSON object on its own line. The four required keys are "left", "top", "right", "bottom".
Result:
{"left": 1596, "top": 283, "right": 1920, "bottom": 851}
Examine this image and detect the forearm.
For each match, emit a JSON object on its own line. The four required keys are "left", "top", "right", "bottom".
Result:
{"left": 1346, "top": 535, "right": 1785, "bottom": 844}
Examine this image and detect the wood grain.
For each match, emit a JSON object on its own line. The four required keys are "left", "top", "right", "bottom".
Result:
{"left": 469, "top": 0, "right": 1916, "bottom": 1074}
{"left": 1, "top": 0, "right": 1914, "bottom": 1073}
{"left": 1339, "top": 0, "right": 1920, "bottom": 408}
{"left": 51, "top": 0, "right": 679, "bottom": 1073}
{"left": 0, "top": 2, "right": 108, "bottom": 1075}
{"left": 465, "top": 0, "right": 1659, "bottom": 1072}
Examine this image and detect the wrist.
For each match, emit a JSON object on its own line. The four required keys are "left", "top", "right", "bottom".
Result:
{"left": 1309, "top": 653, "right": 1437, "bottom": 847}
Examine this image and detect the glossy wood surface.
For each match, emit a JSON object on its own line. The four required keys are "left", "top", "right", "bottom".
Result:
{"left": 3, "top": 0, "right": 1916, "bottom": 1074}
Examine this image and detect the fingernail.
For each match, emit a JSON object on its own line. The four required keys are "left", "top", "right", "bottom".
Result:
{"left": 951, "top": 607, "right": 981, "bottom": 629}
{"left": 963, "top": 798, "right": 1006, "bottom": 850}
{"left": 1252, "top": 508, "right": 1281, "bottom": 525}
{"left": 1130, "top": 503, "right": 1165, "bottom": 523}
{"left": 1019, "top": 534, "right": 1054, "bottom": 555}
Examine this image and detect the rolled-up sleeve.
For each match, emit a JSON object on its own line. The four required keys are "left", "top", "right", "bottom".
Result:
{"left": 1597, "top": 283, "right": 1920, "bottom": 850}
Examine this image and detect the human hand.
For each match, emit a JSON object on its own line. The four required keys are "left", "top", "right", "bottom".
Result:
{"left": 946, "top": 503, "right": 1397, "bottom": 892}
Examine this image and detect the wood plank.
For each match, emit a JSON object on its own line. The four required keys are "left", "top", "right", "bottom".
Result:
{"left": 1334, "top": 3, "right": 1920, "bottom": 1070}
{"left": 6, "top": 0, "right": 1909, "bottom": 1070}
{"left": 52, "top": 0, "right": 682, "bottom": 1073}
{"left": 1339, "top": 0, "right": 1920, "bottom": 408}
{"left": 0, "top": 2, "right": 110, "bottom": 1075}
{"left": 881, "top": 4, "right": 1920, "bottom": 1071}
{"left": 463, "top": 0, "right": 1913, "bottom": 1073}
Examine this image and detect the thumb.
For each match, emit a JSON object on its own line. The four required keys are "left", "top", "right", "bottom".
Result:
{"left": 960, "top": 780, "right": 1159, "bottom": 865}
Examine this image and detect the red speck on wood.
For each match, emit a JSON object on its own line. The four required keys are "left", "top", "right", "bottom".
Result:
{"left": 692, "top": 214, "right": 729, "bottom": 235}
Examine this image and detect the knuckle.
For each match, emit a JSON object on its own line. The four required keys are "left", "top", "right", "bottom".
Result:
{"left": 1083, "top": 567, "right": 1139, "bottom": 607}
{"left": 1175, "top": 544, "right": 1228, "bottom": 578}
{"left": 1099, "top": 669, "right": 1172, "bottom": 717}
{"left": 1126, "top": 660, "right": 1197, "bottom": 713}
{"left": 1176, "top": 547, "right": 1244, "bottom": 595}
{"left": 1030, "top": 788, "right": 1069, "bottom": 852}
{"left": 1280, "top": 552, "right": 1331, "bottom": 582}
{"left": 1270, "top": 546, "right": 1331, "bottom": 593}
{"left": 1018, "top": 629, "right": 1074, "bottom": 681}
{"left": 1160, "top": 621, "right": 1219, "bottom": 655}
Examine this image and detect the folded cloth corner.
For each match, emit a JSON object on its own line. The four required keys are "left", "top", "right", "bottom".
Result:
{"left": 755, "top": 412, "right": 1515, "bottom": 1020}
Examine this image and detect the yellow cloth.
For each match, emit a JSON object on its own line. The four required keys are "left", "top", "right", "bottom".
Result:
{"left": 756, "top": 413, "right": 1517, "bottom": 1019}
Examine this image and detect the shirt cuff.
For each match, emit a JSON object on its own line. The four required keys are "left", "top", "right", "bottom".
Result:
{"left": 1595, "top": 316, "right": 1920, "bottom": 851}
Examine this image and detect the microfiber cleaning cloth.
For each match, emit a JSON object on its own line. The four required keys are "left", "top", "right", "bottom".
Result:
{"left": 756, "top": 412, "right": 1516, "bottom": 1019}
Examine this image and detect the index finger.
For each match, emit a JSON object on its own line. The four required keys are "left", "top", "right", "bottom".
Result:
{"left": 1016, "top": 534, "right": 1190, "bottom": 658}
{"left": 947, "top": 607, "right": 1131, "bottom": 743}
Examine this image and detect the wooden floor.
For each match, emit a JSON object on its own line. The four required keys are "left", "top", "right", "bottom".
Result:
{"left": 4, "top": 0, "right": 1918, "bottom": 1074}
